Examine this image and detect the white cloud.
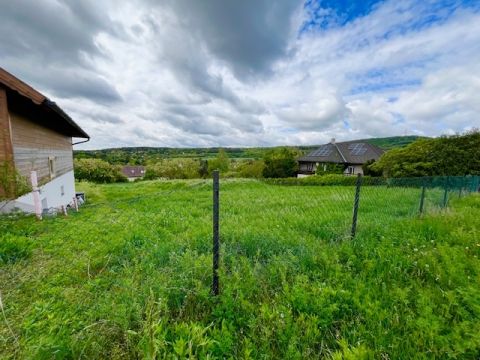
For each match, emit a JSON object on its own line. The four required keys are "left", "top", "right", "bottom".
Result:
{"left": 0, "top": 0, "right": 479, "bottom": 149}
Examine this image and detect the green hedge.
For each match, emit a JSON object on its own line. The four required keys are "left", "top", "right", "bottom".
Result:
{"left": 263, "top": 174, "right": 384, "bottom": 186}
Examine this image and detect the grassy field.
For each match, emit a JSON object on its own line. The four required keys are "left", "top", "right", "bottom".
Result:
{"left": 0, "top": 180, "right": 479, "bottom": 359}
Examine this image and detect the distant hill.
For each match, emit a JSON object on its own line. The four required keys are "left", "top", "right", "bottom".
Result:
{"left": 360, "top": 136, "right": 425, "bottom": 150}
{"left": 74, "top": 136, "right": 422, "bottom": 165}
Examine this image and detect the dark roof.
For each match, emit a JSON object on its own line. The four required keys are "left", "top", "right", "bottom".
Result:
{"left": 0, "top": 67, "right": 89, "bottom": 139}
{"left": 121, "top": 166, "right": 146, "bottom": 178}
{"left": 298, "top": 140, "right": 385, "bottom": 164}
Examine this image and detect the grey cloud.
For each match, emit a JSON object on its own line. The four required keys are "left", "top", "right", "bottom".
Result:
{"left": 0, "top": 0, "right": 122, "bottom": 102}
{"left": 91, "top": 113, "right": 124, "bottom": 125}
{"left": 163, "top": 112, "right": 228, "bottom": 136}
{"left": 47, "top": 71, "right": 122, "bottom": 103}
{"left": 159, "top": 0, "right": 302, "bottom": 77}
{"left": 0, "top": 0, "right": 109, "bottom": 63}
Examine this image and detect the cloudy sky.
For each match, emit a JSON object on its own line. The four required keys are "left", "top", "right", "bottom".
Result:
{"left": 1, "top": 0, "right": 479, "bottom": 149}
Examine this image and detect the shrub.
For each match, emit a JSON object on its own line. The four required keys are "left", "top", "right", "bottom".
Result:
{"left": 144, "top": 159, "right": 201, "bottom": 180}
{"left": 0, "top": 161, "right": 31, "bottom": 200}
{"left": 208, "top": 149, "right": 230, "bottom": 174}
{"left": 262, "top": 147, "right": 298, "bottom": 178}
{"left": 372, "top": 130, "right": 480, "bottom": 177}
{"left": 362, "top": 159, "right": 383, "bottom": 177}
{"left": 263, "top": 174, "right": 383, "bottom": 186}
{"left": 74, "top": 159, "right": 127, "bottom": 183}
{"left": 235, "top": 160, "right": 265, "bottom": 178}
{"left": 315, "top": 163, "right": 345, "bottom": 175}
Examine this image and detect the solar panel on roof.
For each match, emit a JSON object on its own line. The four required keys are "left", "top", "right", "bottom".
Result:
{"left": 348, "top": 143, "right": 368, "bottom": 156}
{"left": 310, "top": 145, "right": 332, "bottom": 157}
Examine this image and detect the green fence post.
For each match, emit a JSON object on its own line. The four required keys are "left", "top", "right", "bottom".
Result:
{"left": 419, "top": 178, "right": 426, "bottom": 215}
{"left": 442, "top": 176, "right": 449, "bottom": 208}
{"left": 351, "top": 174, "right": 362, "bottom": 238}
{"left": 212, "top": 170, "right": 220, "bottom": 296}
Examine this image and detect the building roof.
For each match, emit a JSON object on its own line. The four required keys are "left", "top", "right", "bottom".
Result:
{"left": 0, "top": 67, "right": 89, "bottom": 139}
{"left": 121, "top": 166, "right": 146, "bottom": 178}
{"left": 298, "top": 140, "right": 385, "bottom": 165}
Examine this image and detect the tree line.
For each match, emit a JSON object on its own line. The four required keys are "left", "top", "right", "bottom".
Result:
{"left": 73, "top": 131, "right": 479, "bottom": 183}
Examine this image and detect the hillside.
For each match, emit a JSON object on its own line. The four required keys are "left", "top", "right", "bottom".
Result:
{"left": 74, "top": 135, "right": 422, "bottom": 165}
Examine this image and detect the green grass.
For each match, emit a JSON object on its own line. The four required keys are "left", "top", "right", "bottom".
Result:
{"left": 0, "top": 179, "right": 479, "bottom": 359}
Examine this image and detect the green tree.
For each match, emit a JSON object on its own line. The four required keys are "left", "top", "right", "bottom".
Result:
{"left": 237, "top": 160, "right": 265, "bottom": 178}
{"left": 262, "top": 147, "right": 298, "bottom": 178}
{"left": 371, "top": 130, "right": 480, "bottom": 177}
{"left": 208, "top": 149, "right": 230, "bottom": 174}
{"left": 362, "top": 159, "right": 383, "bottom": 177}
{"left": 144, "top": 159, "right": 201, "bottom": 180}
{"left": 74, "top": 159, "right": 127, "bottom": 183}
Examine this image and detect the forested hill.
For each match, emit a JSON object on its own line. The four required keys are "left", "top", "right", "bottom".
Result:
{"left": 359, "top": 136, "right": 424, "bottom": 150}
{"left": 74, "top": 135, "right": 422, "bottom": 165}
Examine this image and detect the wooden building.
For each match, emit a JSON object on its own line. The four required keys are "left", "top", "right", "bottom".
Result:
{"left": 0, "top": 67, "right": 89, "bottom": 213}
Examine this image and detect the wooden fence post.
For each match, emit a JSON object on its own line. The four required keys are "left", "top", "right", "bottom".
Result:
{"left": 30, "top": 171, "right": 42, "bottom": 220}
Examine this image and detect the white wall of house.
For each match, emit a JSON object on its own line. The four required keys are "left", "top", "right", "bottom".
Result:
{"left": 344, "top": 165, "right": 364, "bottom": 175}
{"left": 1, "top": 170, "right": 76, "bottom": 213}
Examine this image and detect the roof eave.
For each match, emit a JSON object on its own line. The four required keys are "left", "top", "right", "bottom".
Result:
{"left": 44, "top": 100, "right": 89, "bottom": 139}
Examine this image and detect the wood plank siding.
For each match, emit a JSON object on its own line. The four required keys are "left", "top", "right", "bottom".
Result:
{"left": 0, "top": 86, "right": 15, "bottom": 197}
{"left": 10, "top": 111, "right": 73, "bottom": 184}
{"left": 0, "top": 87, "right": 14, "bottom": 163}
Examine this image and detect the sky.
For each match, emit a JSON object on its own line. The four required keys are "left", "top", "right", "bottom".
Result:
{"left": 0, "top": 0, "right": 479, "bottom": 149}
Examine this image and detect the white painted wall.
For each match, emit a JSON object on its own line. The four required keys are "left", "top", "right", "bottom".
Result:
{"left": 1, "top": 170, "right": 76, "bottom": 213}
{"left": 344, "top": 165, "right": 364, "bottom": 175}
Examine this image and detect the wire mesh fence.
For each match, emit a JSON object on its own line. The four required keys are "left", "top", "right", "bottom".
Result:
{"left": 1, "top": 174, "right": 479, "bottom": 357}
{"left": 1, "top": 174, "right": 478, "bottom": 298}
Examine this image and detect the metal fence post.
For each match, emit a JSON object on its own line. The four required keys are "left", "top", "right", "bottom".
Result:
{"left": 442, "top": 176, "right": 449, "bottom": 208}
{"left": 419, "top": 178, "right": 426, "bottom": 214}
{"left": 212, "top": 170, "right": 220, "bottom": 296}
{"left": 475, "top": 175, "right": 480, "bottom": 193}
{"left": 351, "top": 174, "right": 362, "bottom": 238}
{"left": 458, "top": 176, "right": 464, "bottom": 198}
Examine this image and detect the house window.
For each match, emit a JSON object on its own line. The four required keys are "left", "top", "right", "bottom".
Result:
{"left": 48, "top": 156, "right": 56, "bottom": 179}
{"left": 347, "top": 166, "right": 355, "bottom": 175}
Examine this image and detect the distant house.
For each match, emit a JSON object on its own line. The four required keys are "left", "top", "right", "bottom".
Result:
{"left": 0, "top": 67, "right": 89, "bottom": 213}
{"left": 121, "top": 165, "right": 145, "bottom": 181}
{"left": 297, "top": 138, "right": 384, "bottom": 177}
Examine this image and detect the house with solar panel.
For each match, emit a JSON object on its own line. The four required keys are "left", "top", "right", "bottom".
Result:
{"left": 297, "top": 138, "right": 384, "bottom": 177}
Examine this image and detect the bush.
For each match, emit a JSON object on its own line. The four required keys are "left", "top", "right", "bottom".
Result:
{"left": 262, "top": 147, "right": 298, "bottom": 178}
{"left": 144, "top": 159, "right": 201, "bottom": 180}
{"left": 208, "top": 149, "right": 230, "bottom": 175}
{"left": 235, "top": 160, "right": 265, "bottom": 178}
{"left": 0, "top": 161, "right": 31, "bottom": 200}
{"left": 315, "top": 163, "right": 345, "bottom": 175}
{"left": 362, "top": 159, "right": 383, "bottom": 177}
{"left": 372, "top": 130, "right": 480, "bottom": 177}
{"left": 263, "top": 174, "right": 384, "bottom": 186}
{"left": 74, "top": 159, "right": 127, "bottom": 183}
